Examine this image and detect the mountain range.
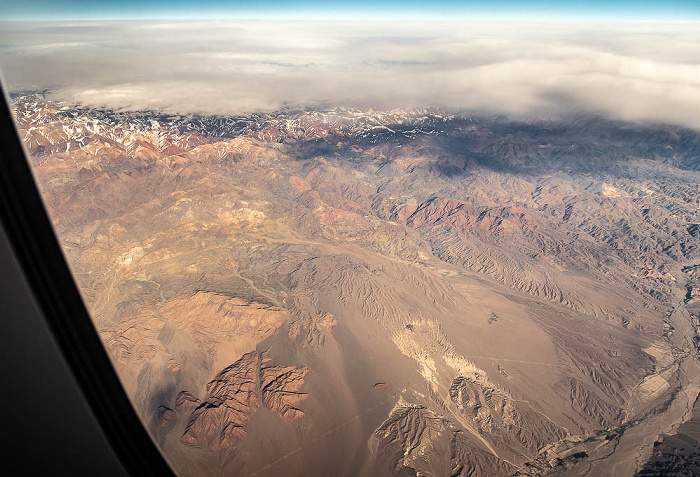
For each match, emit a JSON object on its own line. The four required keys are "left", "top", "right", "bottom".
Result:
{"left": 11, "top": 91, "right": 700, "bottom": 476}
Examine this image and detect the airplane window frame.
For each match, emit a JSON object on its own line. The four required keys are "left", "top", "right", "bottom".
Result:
{"left": 0, "top": 81, "right": 176, "bottom": 477}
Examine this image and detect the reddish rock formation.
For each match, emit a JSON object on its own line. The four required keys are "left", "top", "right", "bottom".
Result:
{"left": 157, "top": 406, "right": 176, "bottom": 428}
{"left": 259, "top": 361, "right": 308, "bottom": 420}
{"left": 180, "top": 350, "right": 309, "bottom": 450}
{"left": 174, "top": 391, "right": 201, "bottom": 415}
{"left": 181, "top": 351, "right": 259, "bottom": 449}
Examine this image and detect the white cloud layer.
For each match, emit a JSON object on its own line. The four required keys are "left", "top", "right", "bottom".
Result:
{"left": 1, "top": 20, "right": 699, "bottom": 129}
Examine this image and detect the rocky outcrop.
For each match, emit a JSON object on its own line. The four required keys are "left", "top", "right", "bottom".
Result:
{"left": 175, "top": 391, "right": 201, "bottom": 415}
{"left": 99, "top": 294, "right": 288, "bottom": 402}
{"left": 181, "top": 351, "right": 260, "bottom": 449}
{"left": 180, "top": 350, "right": 308, "bottom": 451}
{"left": 449, "top": 376, "right": 566, "bottom": 458}
{"left": 369, "top": 401, "right": 516, "bottom": 477}
{"left": 157, "top": 406, "right": 176, "bottom": 428}
{"left": 259, "top": 351, "right": 308, "bottom": 420}
{"left": 159, "top": 292, "right": 288, "bottom": 358}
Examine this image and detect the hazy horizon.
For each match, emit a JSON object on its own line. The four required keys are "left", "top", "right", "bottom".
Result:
{"left": 2, "top": 19, "right": 700, "bottom": 130}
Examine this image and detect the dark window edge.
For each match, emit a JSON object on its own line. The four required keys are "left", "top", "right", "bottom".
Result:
{"left": 0, "top": 82, "right": 176, "bottom": 477}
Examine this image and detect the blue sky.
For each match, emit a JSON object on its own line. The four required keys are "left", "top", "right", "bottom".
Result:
{"left": 2, "top": 0, "right": 700, "bottom": 21}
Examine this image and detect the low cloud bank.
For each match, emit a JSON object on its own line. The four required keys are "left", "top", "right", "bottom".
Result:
{"left": 1, "top": 20, "right": 699, "bottom": 129}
